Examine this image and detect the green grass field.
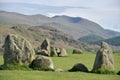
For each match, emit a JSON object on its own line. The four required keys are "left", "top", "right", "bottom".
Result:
{"left": 0, "top": 52, "right": 120, "bottom": 80}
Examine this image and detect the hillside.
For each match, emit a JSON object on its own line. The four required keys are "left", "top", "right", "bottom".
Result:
{"left": 78, "top": 35, "right": 120, "bottom": 52}
{"left": 0, "top": 24, "right": 86, "bottom": 53}
{"left": 93, "top": 36, "right": 120, "bottom": 46}
{"left": 0, "top": 11, "right": 52, "bottom": 25}
{"left": 52, "top": 15, "right": 120, "bottom": 39}
{"left": 78, "top": 34, "right": 104, "bottom": 44}
{"left": 0, "top": 11, "right": 120, "bottom": 39}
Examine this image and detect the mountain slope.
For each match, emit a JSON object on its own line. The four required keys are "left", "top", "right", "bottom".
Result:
{"left": 0, "top": 11, "right": 52, "bottom": 25}
{"left": 0, "top": 11, "right": 120, "bottom": 39}
{"left": 0, "top": 24, "right": 85, "bottom": 51}
{"left": 93, "top": 36, "right": 120, "bottom": 46}
{"left": 51, "top": 15, "right": 120, "bottom": 39}
{"left": 78, "top": 34, "right": 104, "bottom": 44}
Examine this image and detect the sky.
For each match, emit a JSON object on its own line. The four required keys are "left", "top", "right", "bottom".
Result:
{"left": 0, "top": 0, "right": 120, "bottom": 32}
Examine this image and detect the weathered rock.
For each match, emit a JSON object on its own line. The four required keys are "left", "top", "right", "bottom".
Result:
{"left": 58, "top": 48, "right": 67, "bottom": 57}
{"left": 37, "top": 50, "right": 50, "bottom": 56}
{"left": 55, "top": 68, "right": 63, "bottom": 72}
{"left": 30, "top": 55, "right": 54, "bottom": 70}
{"left": 36, "top": 50, "right": 41, "bottom": 55}
{"left": 55, "top": 47, "right": 61, "bottom": 56}
{"left": 41, "top": 38, "right": 51, "bottom": 56}
{"left": 69, "top": 63, "right": 88, "bottom": 72}
{"left": 73, "top": 49, "right": 83, "bottom": 54}
{"left": 50, "top": 47, "right": 57, "bottom": 57}
{"left": 92, "top": 42, "right": 114, "bottom": 73}
{"left": 3, "top": 34, "right": 35, "bottom": 66}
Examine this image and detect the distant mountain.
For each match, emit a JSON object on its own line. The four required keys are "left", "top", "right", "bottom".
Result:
{"left": 78, "top": 34, "right": 104, "bottom": 44}
{"left": 0, "top": 11, "right": 120, "bottom": 39}
{"left": 51, "top": 15, "right": 120, "bottom": 39}
{"left": 0, "top": 10, "right": 52, "bottom": 25}
{"left": 53, "top": 15, "right": 82, "bottom": 23}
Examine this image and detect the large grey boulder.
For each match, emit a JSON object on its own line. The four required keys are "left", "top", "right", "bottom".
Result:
{"left": 41, "top": 38, "right": 51, "bottom": 56}
{"left": 3, "top": 34, "right": 35, "bottom": 66}
{"left": 58, "top": 48, "right": 67, "bottom": 57}
{"left": 30, "top": 55, "right": 54, "bottom": 70}
{"left": 69, "top": 63, "right": 88, "bottom": 72}
{"left": 92, "top": 42, "right": 114, "bottom": 73}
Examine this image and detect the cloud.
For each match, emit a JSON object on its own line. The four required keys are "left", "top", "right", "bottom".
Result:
{"left": 1, "top": 0, "right": 119, "bottom": 7}
{"left": 0, "top": 0, "right": 120, "bottom": 32}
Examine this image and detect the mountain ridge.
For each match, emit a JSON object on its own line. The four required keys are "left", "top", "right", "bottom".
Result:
{"left": 0, "top": 10, "right": 120, "bottom": 39}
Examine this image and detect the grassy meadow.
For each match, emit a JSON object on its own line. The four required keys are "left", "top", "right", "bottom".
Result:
{"left": 0, "top": 51, "right": 120, "bottom": 80}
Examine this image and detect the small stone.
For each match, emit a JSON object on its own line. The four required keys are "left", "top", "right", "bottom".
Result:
{"left": 55, "top": 68, "right": 63, "bottom": 72}
{"left": 69, "top": 63, "right": 88, "bottom": 72}
{"left": 73, "top": 49, "right": 83, "bottom": 54}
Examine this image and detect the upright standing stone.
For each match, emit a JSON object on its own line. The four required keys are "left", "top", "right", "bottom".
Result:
{"left": 50, "top": 47, "right": 57, "bottom": 57}
{"left": 56, "top": 47, "right": 61, "bottom": 56}
{"left": 41, "top": 38, "right": 51, "bottom": 56}
{"left": 58, "top": 48, "right": 67, "bottom": 57}
{"left": 3, "top": 34, "right": 35, "bottom": 66}
{"left": 92, "top": 42, "right": 114, "bottom": 73}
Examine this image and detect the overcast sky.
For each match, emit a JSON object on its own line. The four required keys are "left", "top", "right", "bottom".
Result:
{"left": 0, "top": 0, "right": 120, "bottom": 32}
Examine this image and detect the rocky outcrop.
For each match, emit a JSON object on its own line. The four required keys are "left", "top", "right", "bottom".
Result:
{"left": 69, "top": 63, "right": 88, "bottom": 72}
{"left": 30, "top": 55, "right": 54, "bottom": 70}
{"left": 92, "top": 42, "right": 114, "bottom": 73}
{"left": 3, "top": 34, "right": 35, "bottom": 66}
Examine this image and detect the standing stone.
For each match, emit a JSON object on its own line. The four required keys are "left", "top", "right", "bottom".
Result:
{"left": 56, "top": 47, "right": 61, "bottom": 56}
{"left": 50, "top": 47, "right": 57, "bottom": 57}
{"left": 41, "top": 38, "right": 51, "bottom": 56}
{"left": 3, "top": 34, "right": 35, "bottom": 66}
{"left": 92, "top": 42, "right": 114, "bottom": 73}
{"left": 30, "top": 55, "right": 54, "bottom": 70}
{"left": 58, "top": 48, "right": 67, "bottom": 57}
